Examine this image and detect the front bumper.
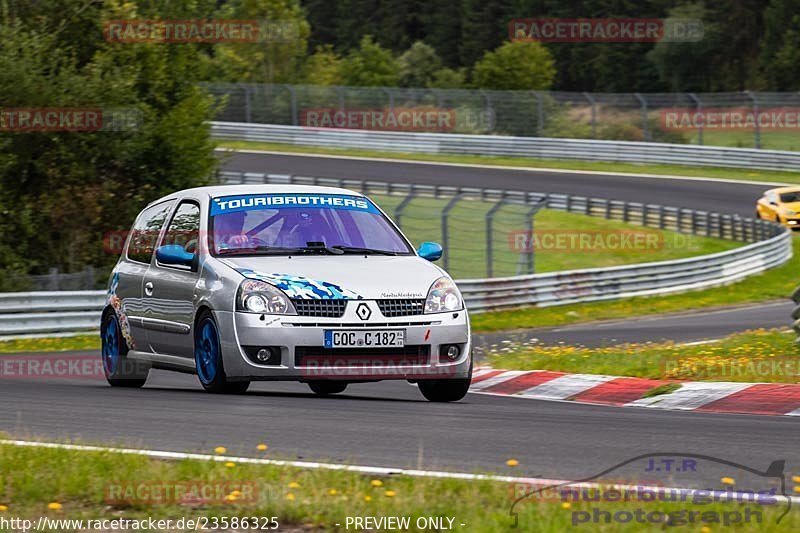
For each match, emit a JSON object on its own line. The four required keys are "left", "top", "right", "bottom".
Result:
{"left": 215, "top": 304, "right": 471, "bottom": 381}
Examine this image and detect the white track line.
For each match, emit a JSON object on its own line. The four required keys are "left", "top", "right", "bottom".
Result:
{"left": 626, "top": 382, "right": 754, "bottom": 410}
{"left": 515, "top": 374, "right": 616, "bottom": 400}
{"left": 4, "top": 439, "right": 798, "bottom": 509}
{"left": 218, "top": 149, "right": 792, "bottom": 187}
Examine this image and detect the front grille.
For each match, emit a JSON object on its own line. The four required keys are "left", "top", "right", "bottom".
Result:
{"left": 292, "top": 299, "right": 347, "bottom": 318}
{"left": 377, "top": 299, "right": 426, "bottom": 317}
{"left": 295, "top": 345, "right": 430, "bottom": 367}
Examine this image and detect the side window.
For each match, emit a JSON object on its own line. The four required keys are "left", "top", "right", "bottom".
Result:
{"left": 162, "top": 202, "right": 201, "bottom": 254}
{"left": 126, "top": 201, "right": 175, "bottom": 264}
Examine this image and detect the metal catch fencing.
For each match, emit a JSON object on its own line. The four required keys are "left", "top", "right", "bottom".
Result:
{"left": 205, "top": 83, "right": 800, "bottom": 151}
{"left": 0, "top": 173, "right": 790, "bottom": 335}
{"left": 211, "top": 122, "right": 800, "bottom": 171}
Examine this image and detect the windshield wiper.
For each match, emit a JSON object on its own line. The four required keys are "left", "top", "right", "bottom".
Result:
{"left": 218, "top": 245, "right": 307, "bottom": 256}
{"left": 332, "top": 246, "right": 400, "bottom": 256}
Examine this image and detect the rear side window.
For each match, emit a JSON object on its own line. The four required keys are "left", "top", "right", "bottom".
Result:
{"left": 126, "top": 201, "right": 175, "bottom": 264}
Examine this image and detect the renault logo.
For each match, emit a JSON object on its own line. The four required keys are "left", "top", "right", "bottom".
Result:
{"left": 355, "top": 302, "right": 372, "bottom": 320}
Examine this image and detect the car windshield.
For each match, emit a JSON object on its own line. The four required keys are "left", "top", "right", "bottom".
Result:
{"left": 209, "top": 193, "right": 413, "bottom": 256}
{"left": 780, "top": 192, "right": 800, "bottom": 203}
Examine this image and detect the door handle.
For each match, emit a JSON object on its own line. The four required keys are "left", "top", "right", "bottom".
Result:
{"left": 144, "top": 282, "right": 154, "bottom": 296}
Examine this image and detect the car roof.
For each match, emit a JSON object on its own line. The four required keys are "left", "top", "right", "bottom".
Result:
{"left": 148, "top": 184, "right": 365, "bottom": 207}
{"left": 771, "top": 186, "right": 800, "bottom": 194}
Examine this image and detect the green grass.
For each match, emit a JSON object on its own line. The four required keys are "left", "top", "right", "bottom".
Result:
{"left": 371, "top": 196, "right": 738, "bottom": 279}
{"left": 485, "top": 329, "right": 800, "bottom": 383}
{"left": 1, "top": 442, "right": 797, "bottom": 531}
{"left": 0, "top": 334, "right": 99, "bottom": 353}
{"left": 688, "top": 130, "right": 800, "bottom": 152}
{"left": 470, "top": 236, "right": 800, "bottom": 332}
{"left": 217, "top": 140, "right": 800, "bottom": 185}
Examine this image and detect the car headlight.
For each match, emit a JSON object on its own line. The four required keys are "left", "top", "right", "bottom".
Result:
{"left": 237, "top": 280, "right": 296, "bottom": 315}
{"left": 424, "top": 276, "right": 463, "bottom": 313}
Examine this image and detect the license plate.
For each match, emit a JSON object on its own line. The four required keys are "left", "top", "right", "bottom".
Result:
{"left": 324, "top": 330, "right": 405, "bottom": 348}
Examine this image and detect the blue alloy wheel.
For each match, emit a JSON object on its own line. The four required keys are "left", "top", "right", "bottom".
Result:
{"left": 196, "top": 317, "right": 220, "bottom": 385}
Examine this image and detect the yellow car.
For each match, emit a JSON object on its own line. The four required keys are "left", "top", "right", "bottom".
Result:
{"left": 756, "top": 187, "right": 800, "bottom": 228}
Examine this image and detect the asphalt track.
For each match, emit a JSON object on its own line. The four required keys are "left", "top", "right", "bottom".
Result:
{"left": 2, "top": 151, "right": 796, "bottom": 488}
{"left": 1, "top": 361, "right": 798, "bottom": 480}
{"left": 219, "top": 150, "right": 779, "bottom": 217}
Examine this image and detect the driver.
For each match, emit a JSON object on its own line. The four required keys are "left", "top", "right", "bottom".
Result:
{"left": 213, "top": 211, "right": 250, "bottom": 249}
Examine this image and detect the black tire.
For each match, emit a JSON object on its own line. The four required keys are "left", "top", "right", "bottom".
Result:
{"left": 101, "top": 311, "right": 149, "bottom": 388}
{"left": 418, "top": 360, "right": 473, "bottom": 402}
{"left": 308, "top": 381, "right": 348, "bottom": 395}
{"left": 194, "top": 310, "right": 250, "bottom": 394}
{"left": 755, "top": 210, "right": 761, "bottom": 219}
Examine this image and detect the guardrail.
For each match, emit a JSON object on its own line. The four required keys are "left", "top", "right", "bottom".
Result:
{"left": 211, "top": 122, "right": 800, "bottom": 171}
{"left": 0, "top": 173, "right": 791, "bottom": 335}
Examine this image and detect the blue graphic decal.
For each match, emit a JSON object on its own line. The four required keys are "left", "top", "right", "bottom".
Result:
{"left": 211, "top": 194, "right": 378, "bottom": 216}
{"left": 238, "top": 269, "right": 363, "bottom": 300}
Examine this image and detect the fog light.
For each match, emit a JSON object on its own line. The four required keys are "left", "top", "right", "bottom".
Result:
{"left": 445, "top": 345, "right": 460, "bottom": 361}
{"left": 256, "top": 348, "right": 271, "bottom": 362}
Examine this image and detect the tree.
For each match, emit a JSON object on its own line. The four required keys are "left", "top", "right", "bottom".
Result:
{"left": 207, "top": 0, "right": 310, "bottom": 83}
{"left": 760, "top": 0, "right": 800, "bottom": 89}
{"left": 0, "top": 2, "right": 218, "bottom": 280}
{"left": 472, "top": 41, "right": 555, "bottom": 90}
{"left": 302, "top": 45, "right": 344, "bottom": 85}
{"left": 398, "top": 41, "right": 442, "bottom": 87}
{"left": 428, "top": 67, "right": 467, "bottom": 89}
{"left": 340, "top": 35, "right": 400, "bottom": 86}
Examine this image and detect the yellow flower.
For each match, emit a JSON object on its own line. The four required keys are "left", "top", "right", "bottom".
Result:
{"left": 47, "top": 502, "right": 62, "bottom": 511}
{"left": 230, "top": 490, "right": 242, "bottom": 498}
{"left": 328, "top": 489, "right": 338, "bottom": 496}
{"left": 214, "top": 446, "right": 227, "bottom": 454}
{"left": 370, "top": 479, "right": 383, "bottom": 487}
{"left": 561, "top": 502, "right": 571, "bottom": 510}
{"left": 224, "top": 494, "right": 239, "bottom": 502}
{"left": 385, "top": 490, "right": 396, "bottom": 497}
{"left": 794, "top": 487, "right": 800, "bottom": 494}
{"left": 225, "top": 462, "right": 236, "bottom": 468}
{"left": 701, "top": 527, "right": 711, "bottom": 533}
{"left": 364, "top": 495, "right": 372, "bottom": 502}
{"left": 793, "top": 475, "right": 800, "bottom": 483}
{"left": 506, "top": 459, "right": 519, "bottom": 467}
{"left": 285, "top": 492, "right": 295, "bottom": 501}
{"left": 720, "top": 477, "right": 735, "bottom": 485}
{"left": 288, "top": 481, "right": 301, "bottom": 489}
{"left": 256, "top": 443, "right": 268, "bottom": 452}
{"left": 0, "top": 505, "right": 7, "bottom": 512}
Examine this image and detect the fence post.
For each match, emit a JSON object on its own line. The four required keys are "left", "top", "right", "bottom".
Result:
{"left": 85, "top": 266, "right": 95, "bottom": 290}
{"left": 525, "top": 198, "right": 548, "bottom": 274}
{"left": 688, "top": 93, "right": 703, "bottom": 145}
{"left": 244, "top": 84, "right": 252, "bottom": 123}
{"left": 746, "top": 91, "right": 761, "bottom": 149}
{"left": 441, "top": 194, "right": 463, "bottom": 272}
{"left": 635, "top": 93, "right": 649, "bottom": 141}
{"left": 533, "top": 91, "right": 544, "bottom": 136}
{"left": 286, "top": 85, "right": 298, "bottom": 126}
{"left": 485, "top": 198, "right": 507, "bottom": 277}
{"left": 47, "top": 267, "right": 59, "bottom": 291}
{"left": 584, "top": 92, "right": 597, "bottom": 138}
{"left": 394, "top": 188, "right": 417, "bottom": 229}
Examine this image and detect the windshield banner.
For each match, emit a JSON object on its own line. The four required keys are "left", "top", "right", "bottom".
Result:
{"left": 210, "top": 194, "right": 378, "bottom": 216}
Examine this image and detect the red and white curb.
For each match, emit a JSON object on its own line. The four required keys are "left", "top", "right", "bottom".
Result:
{"left": 470, "top": 368, "right": 800, "bottom": 416}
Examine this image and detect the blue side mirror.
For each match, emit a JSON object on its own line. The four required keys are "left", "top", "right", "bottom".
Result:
{"left": 417, "top": 242, "right": 443, "bottom": 262}
{"left": 156, "top": 244, "right": 196, "bottom": 267}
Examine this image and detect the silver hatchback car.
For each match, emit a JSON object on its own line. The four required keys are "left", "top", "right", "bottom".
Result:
{"left": 101, "top": 185, "right": 472, "bottom": 402}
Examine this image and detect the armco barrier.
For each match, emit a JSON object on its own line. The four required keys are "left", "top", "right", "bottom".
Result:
{"left": 0, "top": 174, "right": 791, "bottom": 335}
{"left": 211, "top": 122, "right": 800, "bottom": 171}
